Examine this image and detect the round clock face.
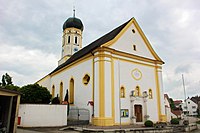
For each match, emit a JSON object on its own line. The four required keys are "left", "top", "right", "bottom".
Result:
{"left": 131, "top": 68, "right": 142, "bottom": 80}
{"left": 74, "top": 47, "right": 78, "bottom": 52}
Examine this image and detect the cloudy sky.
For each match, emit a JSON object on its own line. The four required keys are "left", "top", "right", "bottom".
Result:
{"left": 0, "top": 0, "right": 200, "bottom": 99}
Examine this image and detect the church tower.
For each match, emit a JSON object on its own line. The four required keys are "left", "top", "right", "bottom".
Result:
{"left": 58, "top": 10, "right": 84, "bottom": 65}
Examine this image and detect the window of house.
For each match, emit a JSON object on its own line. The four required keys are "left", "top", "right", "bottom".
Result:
{"left": 68, "top": 36, "right": 70, "bottom": 43}
{"left": 120, "top": 86, "right": 125, "bottom": 98}
{"left": 60, "top": 82, "right": 63, "bottom": 102}
{"left": 149, "top": 89, "right": 153, "bottom": 99}
{"left": 83, "top": 74, "right": 90, "bottom": 85}
{"left": 133, "top": 45, "right": 136, "bottom": 51}
{"left": 52, "top": 85, "right": 55, "bottom": 98}
{"left": 75, "top": 36, "right": 78, "bottom": 44}
{"left": 192, "top": 106, "right": 196, "bottom": 109}
{"left": 132, "top": 29, "right": 135, "bottom": 33}
{"left": 69, "top": 78, "right": 74, "bottom": 104}
{"left": 135, "top": 86, "right": 140, "bottom": 96}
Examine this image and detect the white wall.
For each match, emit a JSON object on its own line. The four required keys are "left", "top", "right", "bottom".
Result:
{"left": 113, "top": 58, "right": 159, "bottom": 123}
{"left": 18, "top": 104, "right": 67, "bottom": 127}
{"left": 182, "top": 99, "right": 198, "bottom": 116}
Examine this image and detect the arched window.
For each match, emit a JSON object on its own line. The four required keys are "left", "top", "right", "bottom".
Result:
{"left": 69, "top": 78, "right": 74, "bottom": 104}
{"left": 52, "top": 85, "right": 55, "bottom": 97}
{"left": 68, "top": 36, "right": 70, "bottom": 43}
{"left": 149, "top": 89, "right": 153, "bottom": 99}
{"left": 120, "top": 86, "right": 125, "bottom": 98}
{"left": 60, "top": 82, "right": 63, "bottom": 102}
{"left": 135, "top": 86, "right": 140, "bottom": 96}
{"left": 75, "top": 36, "right": 78, "bottom": 44}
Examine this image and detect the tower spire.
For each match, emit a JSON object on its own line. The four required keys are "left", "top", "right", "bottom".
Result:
{"left": 73, "top": 6, "right": 75, "bottom": 18}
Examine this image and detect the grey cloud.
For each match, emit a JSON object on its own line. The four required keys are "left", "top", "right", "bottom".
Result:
{"left": 175, "top": 64, "right": 191, "bottom": 74}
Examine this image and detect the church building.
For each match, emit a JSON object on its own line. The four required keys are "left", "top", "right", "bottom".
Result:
{"left": 37, "top": 13, "right": 166, "bottom": 126}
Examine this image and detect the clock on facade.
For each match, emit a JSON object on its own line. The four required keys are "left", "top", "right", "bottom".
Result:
{"left": 73, "top": 47, "right": 78, "bottom": 52}
{"left": 131, "top": 68, "right": 142, "bottom": 80}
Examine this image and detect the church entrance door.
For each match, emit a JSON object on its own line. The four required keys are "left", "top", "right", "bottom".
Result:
{"left": 134, "top": 105, "right": 142, "bottom": 122}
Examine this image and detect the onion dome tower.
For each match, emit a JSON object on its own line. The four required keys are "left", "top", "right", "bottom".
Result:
{"left": 58, "top": 9, "right": 84, "bottom": 65}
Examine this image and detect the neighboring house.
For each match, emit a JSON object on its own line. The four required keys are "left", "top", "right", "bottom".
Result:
{"left": 174, "top": 100, "right": 182, "bottom": 109}
{"left": 181, "top": 98, "right": 198, "bottom": 116}
{"left": 191, "top": 96, "right": 200, "bottom": 115}
{"left": 164, "top": 94, "right": 182, "bottom": 121}
{"left": 171, "top": 110, "right": 183, "bottom": 118}
{"left": 37, "top": 14, "right": 166, "bottom": 126}
{"left": 0, "top": 88, "right": 21, "bottom": 133}
{"left": 164, "top": 94, "right": 172, "bottom": 122}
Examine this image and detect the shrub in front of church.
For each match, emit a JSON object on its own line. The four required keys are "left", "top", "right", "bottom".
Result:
{"left": 51, "top": 97, "right": 60, "bottom": 104}
{"left": 170, "top": 118, "right": 179, "bottom": 125}
{"left": 20, "top": 84, "right": 52, "bottom": 104}
{"left": 144, "top": 120, "right": 154, "bottom": 127}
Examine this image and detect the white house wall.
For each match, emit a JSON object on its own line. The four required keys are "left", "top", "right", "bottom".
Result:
{"left": 110, "top": 23, "right": 155, "bottom": 60}
{"left": 113, "top": 57, "right": 159, "bottom": 124}
{"left": 38, "top": 58, "right": 93, "bottom": 118}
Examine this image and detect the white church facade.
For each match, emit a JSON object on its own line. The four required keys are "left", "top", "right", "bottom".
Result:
{"left": 37, "top": 15, "right": 166, "bottom": 126}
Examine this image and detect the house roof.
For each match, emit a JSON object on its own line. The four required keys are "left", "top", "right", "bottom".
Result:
{"left": 171, "top": 110, "right": 182, "bottom": 116}
{"left": 191, "top": 96, "right": 200, "bottom": 104}
{"left": 174, "top": 100, "right": 183, "bottom": 105}
{"left": 0, "top": 88, "right": 21, "bottom": 95}
{"left": 50, "top": 18, "right": 131, "bottom": 75}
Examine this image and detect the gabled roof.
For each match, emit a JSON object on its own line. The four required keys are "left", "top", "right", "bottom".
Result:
{"left": 0, "top": 88, "right": 21, "bottom": 95}
{"left": 50, "top": 18, "right": 131, "bottom": 75}
{"left": 50, "top": 17, "right": 164, "bottom": 75}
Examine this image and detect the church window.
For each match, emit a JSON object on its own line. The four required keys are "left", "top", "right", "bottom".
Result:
{"left": 52, "top": 85, "right": 55, "bottom": 97}
{"left": 83, "top": 74, "right": 90, "bottom": 85}
{"left": 60, "top": 82, "right": 63, "bottom": 102}
{"left": 68, "top": 36, "right": 70, "bottom": 43}
{"left": 75, "top": 36, "right": 78, "bottom": 44}
{"left": 132, "top": 29, "right": 135, "bottom": 33}
{"left": 133, "top": 45, "right": 136, "bottom": 51}
{"left": 120, "top": 86, "right": 125, "bottom": 98}
{"left": 69, "top": 78, "right": 74, "bottom": 104}
{"left": 135, "top": 86, "right": 140, "bottom": 96}
{"left": 149, "top": 89, "right": 153, "bottom": 99}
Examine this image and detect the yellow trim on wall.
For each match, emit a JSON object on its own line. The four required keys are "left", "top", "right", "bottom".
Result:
{"left": 111, "top": 57, "right": 115, "bottom": 123}
{"left": 131, "top": 68, "right": 142, "bottom": 81}
{"left": 51, "top": 54, "right": 92, "bottom": 76}
{"left": 92, "top": 117, "right": 113, "bottom": 126}
{"left": 69, "top": 78, "right": 74, "bottom": 104}
{"left": 99, "top": 53, "right": 105, "bottom": 117}
{"left": 82, "top": 73, "right": 90, "bottom": 86}
{"left": 52, "top": 85, "right": 55, "bottom": 98}
{"left": 155, "top": 67, "right": 161, "bottom": 121}
{"left": 102, "top": 18, "right": 164, "bottom": 63}
{"left": 60, "top": 82, "right": 63, "bottom": 102}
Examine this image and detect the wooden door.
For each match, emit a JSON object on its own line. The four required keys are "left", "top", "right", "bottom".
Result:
{"left": 134, "top": 105, "right": 142, "bottom": 122}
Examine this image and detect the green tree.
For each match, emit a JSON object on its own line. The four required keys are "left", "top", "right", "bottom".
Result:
{"left": 20, "top": 84, "right": 52, "bottom": 104}
{"left": 4, "top": 85, "right": 20, "bottom": 91}
{"left": 0, "top": 73, "right": 13, "bottom": 86}
{"left": 169, "top": 98, "right": 175, "bottom": 110}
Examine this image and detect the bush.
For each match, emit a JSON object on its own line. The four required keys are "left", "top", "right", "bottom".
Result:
{"left": 144, "top": 120, "right": 154, "bottom": 127}
{"left": 20, "top": 84, "right": 52, "bottom": 104}
{"left": 170, "top": 118, "right": 179, "bottom": 125}
{"left": 51, "top": 97, "right": 60, "bottom": 104}
{"left": 196, "top": 121, "right": 200, "bottom": 124}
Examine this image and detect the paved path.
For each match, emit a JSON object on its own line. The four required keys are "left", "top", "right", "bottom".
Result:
{"left": 17, "top": 128, "right": 79, "bottom": 133}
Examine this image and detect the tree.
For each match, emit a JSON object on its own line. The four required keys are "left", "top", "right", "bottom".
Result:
{"left": 169, "top": 98, "right": 175, "bottom": 110}
{"left": 0, "top": 73, "right": 13, "bottom": 86}
{"left": 20, "top": 84, "right": 52, "bottom": 104}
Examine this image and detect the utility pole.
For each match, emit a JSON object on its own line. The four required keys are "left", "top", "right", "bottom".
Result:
{"left": 182, "top": 74, "right": 189, "bottom": 119}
